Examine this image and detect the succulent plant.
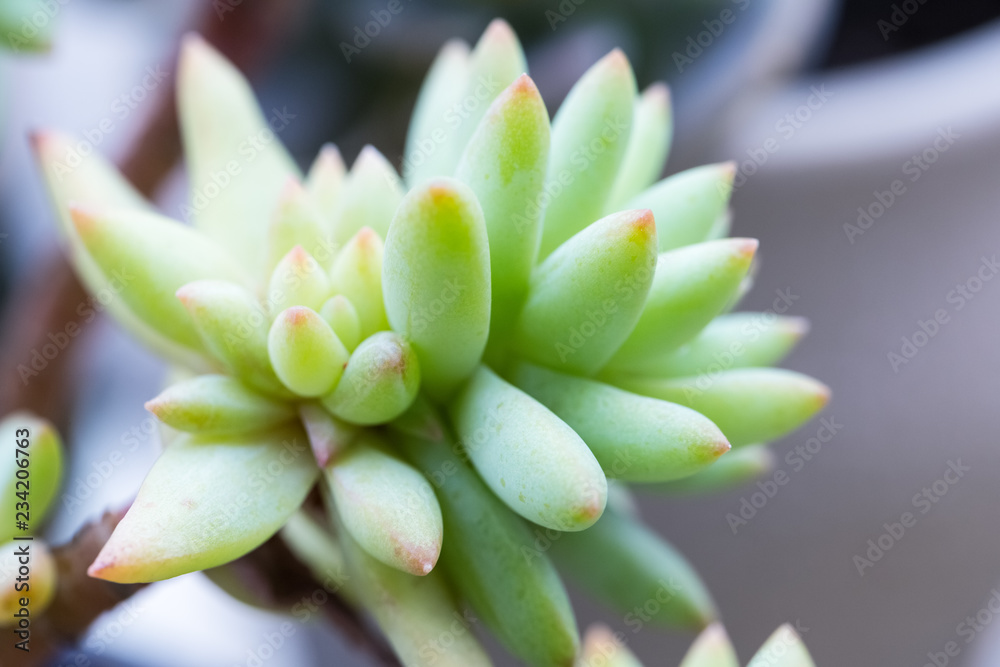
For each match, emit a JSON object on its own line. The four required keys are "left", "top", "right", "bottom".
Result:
{"left": 0, "top": 412, "right": 64, "bottom": 625}
{"left": 33, "top": 19, "right": 827, "bottom": 667}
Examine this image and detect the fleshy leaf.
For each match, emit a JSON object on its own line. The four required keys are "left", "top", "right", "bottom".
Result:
{"left": 321, "top": 332, "right": 420, "bottom": 425}
{"left": 383, "top": 178, "right": 491, "bottom": 401}
{"left": 579, "top": 625, "right": 644, "bottom": 667}
{"left": 88, "top": 425, "right": 318, "bottom": 583}
{"left": 0, "top": 0, "right": 55, "bottom": 52}
{"left": 1, "top": 413, "right": 63, "bottom": 541}
{"left": 298, "top": 403, "right": 359, "bottom": 469}
{"left": 145, "top": 374, "right": 295, "bottom": 435}
{"left": 448, "top": 365, "right": 606, "bottom": 531}
{"left": 603, "top": 238, "right": 758, "bottom": 375}
{"left": 650, "top": 313, "right": 809, "bottom": 378}
{"left": 329, "top": 227, "right": 389, "bottom": 337}
{"left": 324, "top": 434, "right": 442, "bottom": 575}
{"left": 268, "top": 246, "right": 333, "bottom": 315}
{"left": 266, "top": 179, "right": 338, "bottom": 271}
{"left": 31, "top": 132, "right": 213, "bottom": 368}
{"left": 177, "top": 34, "right": 300, "bottom": 276}
{"left": 305, "top": 143, "right": 346, "bottom": 222}
{"left": 0, "top": 540, "right": 56, "bottom": 623}
{"left": 331, "top": 146, "right": 404, "bottom": 244}
{"left": 538, "top": 49, "right": 636, "bottom": 257}
{"left": 397, "top": 427, "right": 579, "bottom": 667}
{"left": 626, "top": 162, "right": 736, "bottom": 252}
{"left": 514, "top": 209, "right": 657, "bottom": 375}
{"left": 319, "top": 295, "right": 362, "bottom": 352}
{"left": 749, "top": 624, "right": 816, "bottom": 666}
{"left": 403, "top": 39, "right": 471, "bottom": 187}
{"left": 70, "top": 206, "right": 251, "bottom": 353}
{"left": 455, "top": 74, "right": 550, "bottom": 358}
{"left": 509, "top": 362, "right": 729, "bottom": 483}
{"left": 678, "top": 624, "right": 739, "bottom": 667}
{"left": 336, "top": 524, "right": 491, "bottom": 666}
{"left": 268, "top": 307, "right": 349, "bottom": 397}
{"left": 446, "top": 19, "right": 527, "bottom": 171}
{"left": 642, "top": 444, "right": 775, "bottom": 495}
{"left": 549, "top": 508, "right": 717, "bottom": 629}
{"left": 606, "top": 82, "right": 673, "bottom": 212}
{"left": 609, "top": 368, "right": 831, "bottom": 447}
{"left": 176, "top": 280, "right": 288, "bottom": 397}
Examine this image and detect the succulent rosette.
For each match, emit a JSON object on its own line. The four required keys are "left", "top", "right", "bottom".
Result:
{"left": 33, "top": 19, "right": 825, "bottom": 667}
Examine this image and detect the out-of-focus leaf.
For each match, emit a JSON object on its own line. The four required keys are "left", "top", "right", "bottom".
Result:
{"left": 88, "top": 425, "right": 318, "bottom": 583}
{"left": 145, "top": 374, "right": 295, "bottom": 435}
{"left": 178, "top": 34, "right": 300, "bottom": 277}
{"left": 539, "top": 49, "right": 636, "bottom": 257}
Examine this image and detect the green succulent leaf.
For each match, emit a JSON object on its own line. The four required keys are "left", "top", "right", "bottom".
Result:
{"left": 455, "top": 74, "right": 550, "bottom": 356}
{"left": 305, "top": 143, "right": 346, "bottom": 222}
{"left": 268, "top": 246, "right": 333, "bottom": 315}
{"left": 321, "top": 331, "right": 420, "bottom": 425}
{"left": 549, "top": 508, "right": 717, "bottom": 630}
{"left": 32, "top": 132, "right": 211, "bottom": 368}
{"left": 603, "top": 238, "right": 758, "bottom": 375}
{"left": 88, "top": 424, "right": 318, "bottom": 583}
{"left": 606, "top": 82, "right": 673, "bottom": 212}
{"left": 145, "top": 374, "right": 295, "bottom": 435}
{"left": 539, "top": 49, "right": 636, "bottom": 257}
{"left": 325, "top": 434, "right": 442, "bottom": 576}
{"left": 448, "top": 365, "right": 607, "bottom": 531}
{"left": 267, "top": 179, "right": 336, "bottom": 272}
{"left": 268, "top": 306, "right": 349, "bottom": 397}
{"left": 329, "top": 227, "right": 389, "bottom": 337}
{"left": 649, "top": 313, "right": 809, "bottom": 378}
{"left": 176, "top": 280, "right": 288, "bottom": 397}
{"left": 514, "top": 209, "right": 657, "bottom": 375}
{"left": 579, "top": 625, "right": 645, "bottom": 667}
{"left": 319, "top": 295, "right": 362, "bottom": 352}
{"left": 177, "top": 34, "right": 300, "bottom": 276}
{"left": 0, "top": 0, "right": 55, "bottom": 52}
{"left": 448, "top": 19, "right": 527, "bottom": 171}
{"left": 70, "top": 205, "right": 251, "bottom": 353}
{"left": 626, "top": 162, "right": 736, "bottom": 252}
{"left": 0, "top": 540, "right": 56, "bottom": 624}
{"left": 678, "top": 623, "right": 739, "bottom": 667}
{"left": 641, "top": 444, "right": 776, "bottom": 496}
{"left": 609, "top": 368, "right": 831, "bottom": 447}
{"left": 336, "top": 525, "right": 491, "bottom": 666}
{"left": 1, "top": 413, "right": 63, "bottom": 541}
{"left": 404, "top": 39, "right": 471, "bottom": 187}
{"left": 397, "top": 427, "right": 579, "bottom": 667}
{"left": 331, "top": 146, "right": 404, "bottom": 244}
{"left": 749, "top": 624, "right": 816, "bottom": 666}
{"left": 509, "top": 362, "right": 729, "bottom": 483}
{"left": 383, "top": 178, "right": 491, "bottom": 401}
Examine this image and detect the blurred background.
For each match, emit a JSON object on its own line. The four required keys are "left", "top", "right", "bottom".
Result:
{"left": 2, "top": 0, "right": 1000, "bottom": 664}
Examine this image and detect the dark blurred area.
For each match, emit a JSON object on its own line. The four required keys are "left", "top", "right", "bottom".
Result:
{"left": 2, "top": 0, "right": 1000, "bottom": 665}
